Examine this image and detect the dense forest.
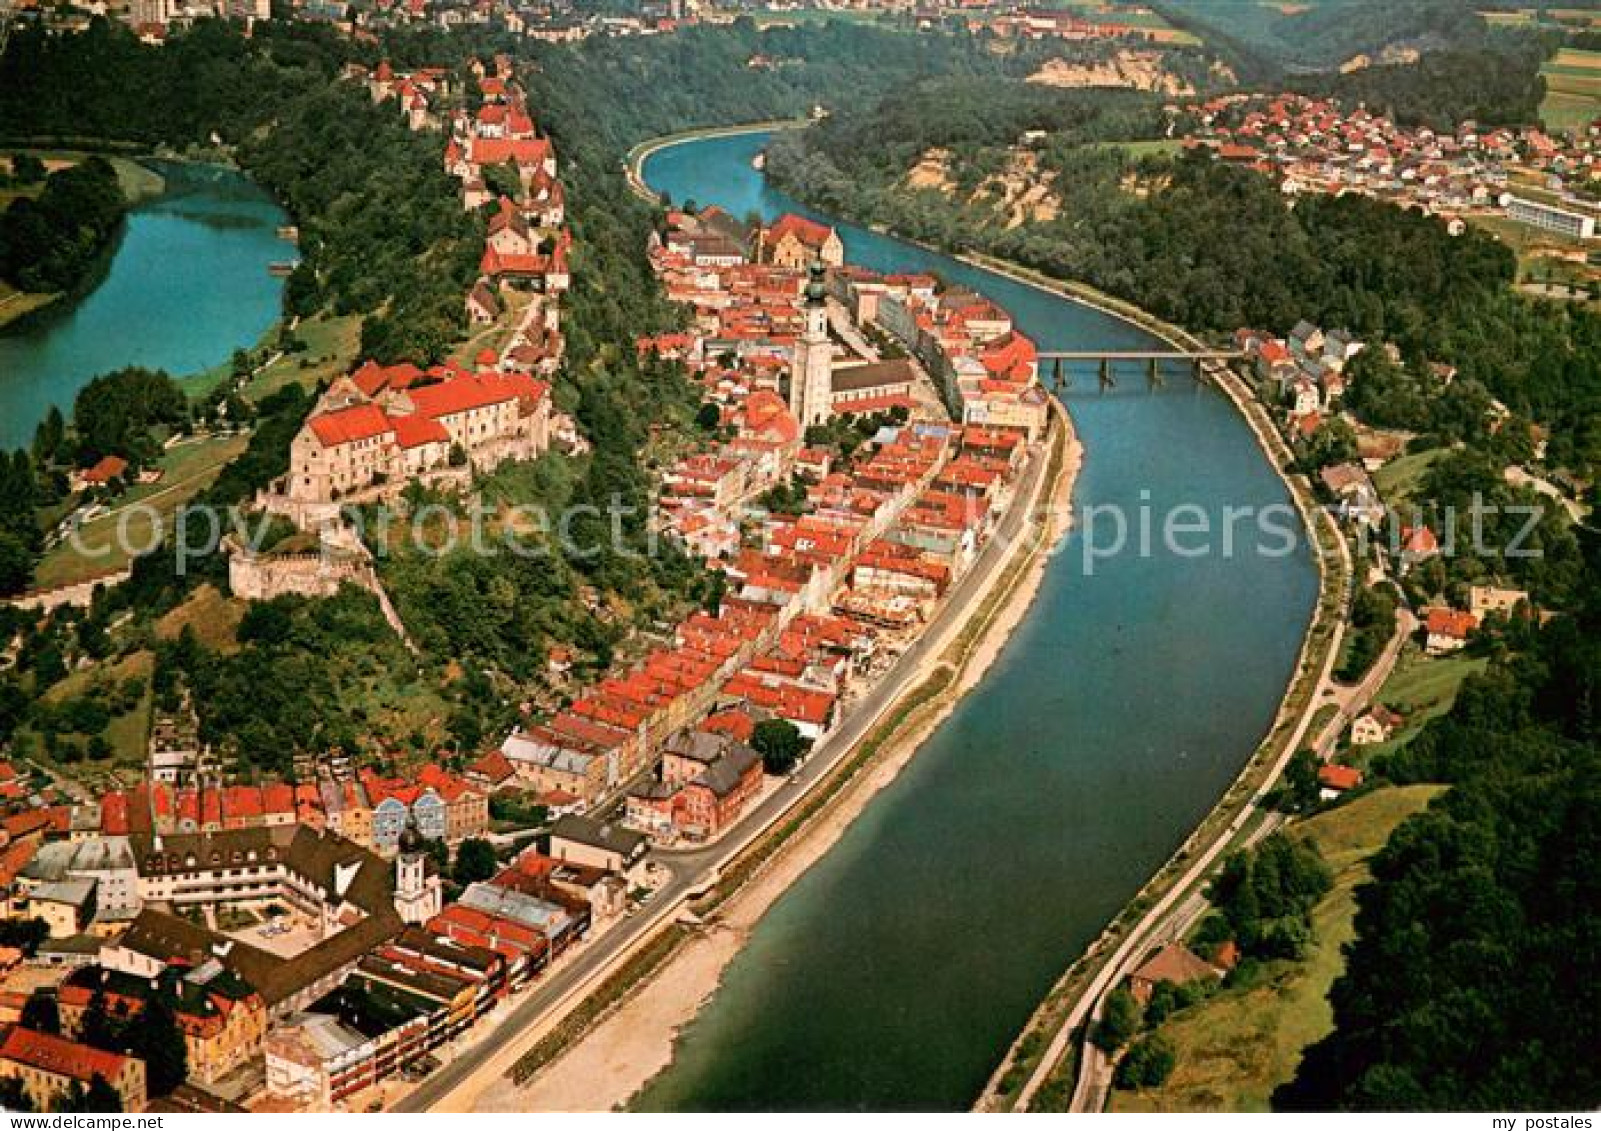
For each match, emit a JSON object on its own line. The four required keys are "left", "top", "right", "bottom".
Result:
{"left": 0, "top": 155, "right": 126, "bottom": 294}
{"left": 1287, "top": 37, "right": 1549, "bottom": 131}
{"left": 1276, "top": 534, "right": 1601, "bottom": 1110}
{"left": 1154, "top": 0, "right": 1504, "bottom": 76}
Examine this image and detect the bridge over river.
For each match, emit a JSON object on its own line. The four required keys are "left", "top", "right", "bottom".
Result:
{"left": 1038, "top": 349, "right": 1246, "bottom": 391}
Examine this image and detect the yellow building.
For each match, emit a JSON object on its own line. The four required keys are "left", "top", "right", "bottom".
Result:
{"left": 0, "top": 1026, "right": 147, "bottom": 1112}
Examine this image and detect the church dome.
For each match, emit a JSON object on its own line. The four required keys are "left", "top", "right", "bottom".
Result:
{"left": 399, "top": 817, "right": 425, "bottom": 855}
{"left": 805, "top": 260, "right": 827, "bottom": 304}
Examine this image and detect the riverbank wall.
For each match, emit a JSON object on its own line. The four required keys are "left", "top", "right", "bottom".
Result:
{"left": 957, "top": 258, "right": 1352, "bottom": 1112}
{"left": 460, "top": 396, "right": 1079, "bottom": 1112}
{"left": 623, "top": 118, "right": 812, "bottom": 205}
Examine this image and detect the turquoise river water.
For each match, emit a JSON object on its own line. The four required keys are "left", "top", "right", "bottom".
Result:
{"left": 634, "top": 129, "right": 1319, "bottom": 1110}
{"left": 0, "top": 161, "right": 289, "bottom": 452}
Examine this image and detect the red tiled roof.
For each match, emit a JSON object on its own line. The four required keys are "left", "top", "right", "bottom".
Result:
{"left": 390, "top": 412, "right": 450, "bottom": 449}
{"left": 768, "top": 212, "right": 834, "bottom": 250}
{"left": 1318, "top": 763, "right": 1364, "bottom": 791}
{"left": 101, "top": 791, "right": 131, "bottom": 836}
{"left": 81, "top": 455, "right": 129, "bottom": 484}
{"left": 467, "top": 750, "right": 516, "bottom": 785}
{"left": 1424, "top": 607, "right": 1477, "bottom": 639}
{"left": 0, "top": 1027, "right": 130, "bottom": 1085}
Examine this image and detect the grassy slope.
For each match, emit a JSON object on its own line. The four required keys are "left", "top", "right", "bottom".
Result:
{"left": 31, "top": 434, "right": 249, "bottom": 589}
{"left": 1348, "top": 644, "right": 1487, "bottom": 767}
{"left": 1110, "top": 783, "right": 1444, "bottom": 1111}
{"left": 1371, "top": 447, "right": 1445, "bottom": 506}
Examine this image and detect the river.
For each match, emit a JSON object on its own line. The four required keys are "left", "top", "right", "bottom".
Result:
{"left": 633, "top": 129, "right": 1320, "bottom": 1110}
{"left": 0, "top": 161, "right": 289, "bottom": 452}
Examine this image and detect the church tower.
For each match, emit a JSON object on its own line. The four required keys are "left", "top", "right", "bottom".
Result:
{"left": 393, "top": 818, "right": 442, "bottom": 925}
{"left": 789, "top": 260, "right": 833, "bottom": 429}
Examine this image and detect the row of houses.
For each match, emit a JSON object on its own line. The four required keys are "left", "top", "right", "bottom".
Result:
{"left": 839, "top": 268, "right": 1052, "bottom": 440}
{"left": 55, "top": 761, "right": 489, "bottom": 863}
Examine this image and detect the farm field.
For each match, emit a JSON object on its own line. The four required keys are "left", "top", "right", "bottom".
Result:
{"left": 1541, "top": 48, "right": 1601, "bottom": 133}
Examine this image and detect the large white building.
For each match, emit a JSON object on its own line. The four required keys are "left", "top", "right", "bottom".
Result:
{"left": 1505, "top": 194, "right": 1597, "bottom": 240}
{"left": 277, "top": 362, "right": 551, "bottom": 523}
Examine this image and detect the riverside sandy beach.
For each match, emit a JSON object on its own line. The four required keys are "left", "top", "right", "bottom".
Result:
{"left": 475, "top": 409, "right": 1084, "bottom": 1113}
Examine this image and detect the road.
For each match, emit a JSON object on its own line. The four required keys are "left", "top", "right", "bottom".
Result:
{"left": 396, "top": 416, "right": 1059, "bottom": 1112}
{"left": 1061, "top": 599, "right": 1415, "bottom": 1114}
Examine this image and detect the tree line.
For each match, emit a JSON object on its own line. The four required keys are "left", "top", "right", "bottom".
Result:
{"left": 1277, "top": 531, "right": 1601, "bottom": 1110}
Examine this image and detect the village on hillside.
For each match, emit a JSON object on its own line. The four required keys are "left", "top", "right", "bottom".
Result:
{"left": 0, "top": 45, "right": 1057, "bottom": 1112}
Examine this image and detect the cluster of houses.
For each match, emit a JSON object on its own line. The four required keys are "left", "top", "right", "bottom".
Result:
{"left": 645, "top": 206, "right": 1049, "bottom": 441}
{"left": 262, "top": 58, "right": 571, "bottom": 528}
{"left": 1234, "top": 319, "right": 1363, "bottom": 444}
{"left": 963, "top": 5, "right": 1191, "bottom": 45}
{"left": 1187, "top": 92, "right": 1601, "bottom": 243}
{"left": 522, "top": 205, "right": 1042, "bottom": 847}
{"left": 116, "top": 0, "right": 694, "bottom": 42}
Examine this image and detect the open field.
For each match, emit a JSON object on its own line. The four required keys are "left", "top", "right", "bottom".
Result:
{"left": 1089, "top": 138, "right": 1186, "bottom": 158}
{"left": 1371, "top": 448, "right": 1444, "bottom": 505}
{"left": 31, "top": 434, "right": 249, "bottom": 590}
{"left": 253, "top": 313, "right": 362, "bottom": 398}
{"left": 1110, "top": 784, "right": 1443, "bottom": 1111}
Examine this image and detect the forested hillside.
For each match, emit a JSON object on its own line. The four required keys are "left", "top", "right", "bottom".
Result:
{"left": 0, "top": 156, "right": 127, "bottom": 295}
{"left": 1276, "top": 534, "right": 1601, "bottom": 1110}
{"left": 767, "top": 89, "right": 1601, "bottom": 478}
{"left": 1154, "top": 0, "right": 1498, "bottom": 75}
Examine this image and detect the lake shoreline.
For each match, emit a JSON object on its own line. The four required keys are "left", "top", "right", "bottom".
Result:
{"left": 0, "top": 159, "right": 288, "bottom": 450}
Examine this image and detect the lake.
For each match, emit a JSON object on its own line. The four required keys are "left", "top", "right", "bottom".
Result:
{"left": 0, "top": 160, "right": 289, "bottom": 451}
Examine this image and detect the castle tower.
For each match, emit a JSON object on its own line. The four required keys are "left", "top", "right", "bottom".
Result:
{"left": 788, "top": 260, "right": 833, "bottom": 429}
{"left": 394, "top": 818, "right": 442, "bottom": 925}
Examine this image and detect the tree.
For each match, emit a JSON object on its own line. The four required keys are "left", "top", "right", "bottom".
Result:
{"left": 0, "top": 917, "right": 49, "bottom": 956}
{"left": 695, "top": 402, "right": 722, "bottom": 431}
{"left": 62, "top": 1075, "right": 122, "bottom": 1113}
{"left": 1091, "top": 985, "right": 1143, "bottom": 1053}
{"left": 19, "top": 993, "right": 60, "bottom": 1035}
{"left": 1277, "top": 748, "right": 1321, "bottom": 814}
{"left": 453, "top": 837, "right": 498, "bottom": 885}
{"left": 750, "top": 718, "right": 808, "bottom": 775}
{"left": 1115, "top": 1034, "right": 1177, "bottom": 1090}
{"left": 131, "top": 995, "right": 187, "bottom": 1097}
{"left": 78, "top": 988, "right": 122, "bottom": 1053}
{"left": 10, "top": 154, "right": 45, "bottom": 184}
{"left": 0, "top": 1076, "right": 32, "bottom": 1111}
